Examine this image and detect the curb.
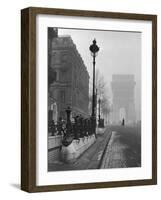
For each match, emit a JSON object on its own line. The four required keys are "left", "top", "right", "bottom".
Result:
{"left": 98, "top": 131, "right": 113, "bottom": 169}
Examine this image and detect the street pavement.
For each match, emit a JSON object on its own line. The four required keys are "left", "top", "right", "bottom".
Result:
{"left": 48, "top": 127, "right": 112, "bottom": 171}
{"left": 100, "top": 125, "right": 141, "bottom": 169}
{"left": 48, "top": 124, "right": 141, "bottom": 171}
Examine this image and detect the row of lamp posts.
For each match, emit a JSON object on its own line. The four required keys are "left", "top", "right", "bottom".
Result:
{"left": 67, "top": 39, "right": 104, "bottom": 136}
{"left": 53, "top": 39, "right": 103, "bottom": 139}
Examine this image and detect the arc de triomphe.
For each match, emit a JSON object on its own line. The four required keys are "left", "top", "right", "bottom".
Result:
{"left": 111, "top": 74, "right": 136, "bottom": 124}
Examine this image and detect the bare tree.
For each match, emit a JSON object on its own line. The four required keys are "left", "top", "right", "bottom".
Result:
{"left": 101, "top": 94, "right": 111, "bottom": 124}
{"left": 95, "top": 69, "right": 106, "bottom": 97}
{"left": 89, "top": 69, "right": 111, "bottom": 123}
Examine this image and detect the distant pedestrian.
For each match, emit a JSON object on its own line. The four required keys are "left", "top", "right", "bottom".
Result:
{"left": 122, "top": 118, "right": 125, "bottom": 126}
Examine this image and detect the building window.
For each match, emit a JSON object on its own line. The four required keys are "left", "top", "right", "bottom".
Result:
{"left": 53, "top": 71, "right": 57, "bottom": 81}
{"left": 49, "top": 69, "right": 58, "bottom": 84}
{"left": 60, "top": 90, "right": 65, "bottom": 103}
{"left": 48, "top": 110, "right": 53, "bottom": 121}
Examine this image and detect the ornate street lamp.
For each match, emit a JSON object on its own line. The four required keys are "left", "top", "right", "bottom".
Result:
{"left": 65, "top": 106, "right": 72, "bottom": 139}
{"left": 98, "top": 98, "right": 101, "bottom": 127}
{"left": 66, "top": 106, "right": 71, "bottom": 123}
{"left": 62, "top": 106, "right": 73, "bottom": 146}
{"left": 89, "top": 39, "right": 99, "bottom": 134}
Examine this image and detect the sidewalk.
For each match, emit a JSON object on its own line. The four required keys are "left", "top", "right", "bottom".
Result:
{"left": 48, "top": 127, "right": 112, "bottom": 171}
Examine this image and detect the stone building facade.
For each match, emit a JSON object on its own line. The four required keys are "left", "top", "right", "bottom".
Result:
{"left": 48, "top": 28, "right": 90, "bottom": 121}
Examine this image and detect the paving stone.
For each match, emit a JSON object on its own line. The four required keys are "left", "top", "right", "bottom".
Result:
{"left": 100, "top": 125, "right": 141, "bottom": 169}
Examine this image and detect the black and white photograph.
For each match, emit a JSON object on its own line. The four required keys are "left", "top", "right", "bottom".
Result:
{"left": 47, "top": 27, "right": 141, "bottom": 172}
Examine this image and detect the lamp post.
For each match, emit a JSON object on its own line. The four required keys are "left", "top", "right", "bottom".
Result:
{"left": 66, "top": 106, "right": 71, "bottom": 123}
{"left": 98, "top": 98, "right": 101, "bottom": 127}
{"left": 89, "top": 39, "right": 99, "bottom": 134}
{"left": 65, "top": 106, "right": 72, "bottom": 137}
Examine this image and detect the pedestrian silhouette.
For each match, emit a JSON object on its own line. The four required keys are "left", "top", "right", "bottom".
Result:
{"left": 122, "top": 118, "right": 125, "bottom": 126}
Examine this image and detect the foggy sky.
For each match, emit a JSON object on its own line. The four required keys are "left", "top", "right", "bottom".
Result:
{"left": 57, "top": 28, "right": 141, "bottom": 120}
